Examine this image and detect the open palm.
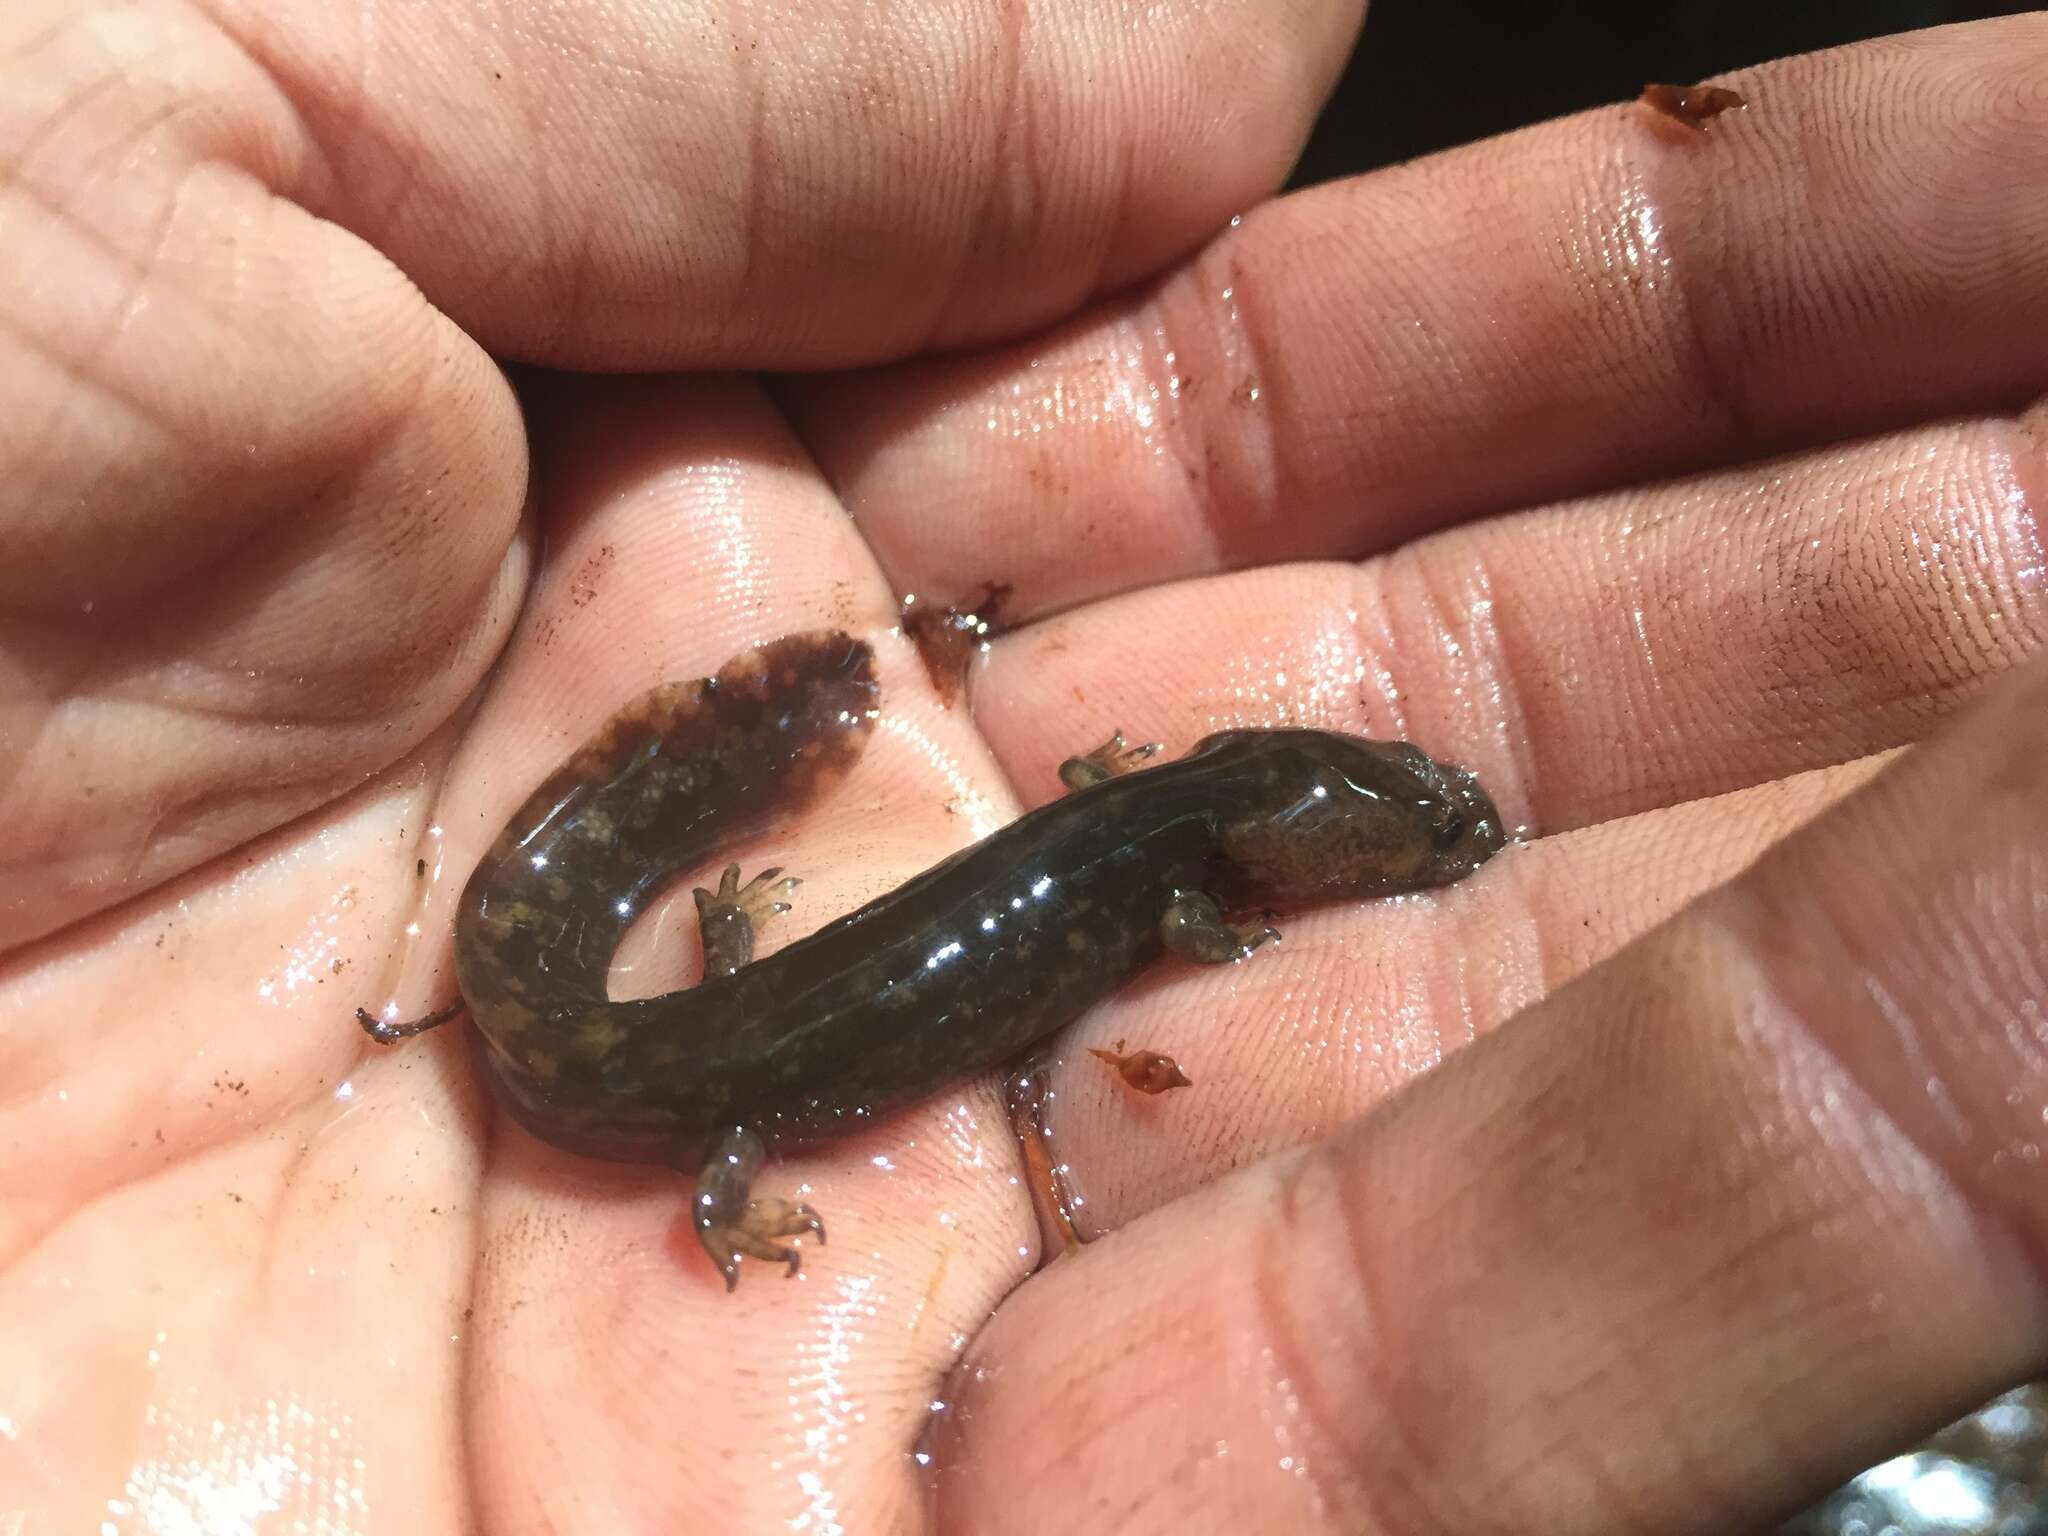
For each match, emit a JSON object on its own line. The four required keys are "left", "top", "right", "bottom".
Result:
{"left": 5, "top": 6, "right": 2047, "bottom": 1531}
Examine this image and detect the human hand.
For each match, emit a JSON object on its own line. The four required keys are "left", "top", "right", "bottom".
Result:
{"left": 5, "top": 9, "right": 2045, "bottom": 1534}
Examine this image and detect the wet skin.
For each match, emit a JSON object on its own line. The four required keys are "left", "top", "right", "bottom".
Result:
{"left": 360, "top": 630, "right": 1506, "bottom": 1290}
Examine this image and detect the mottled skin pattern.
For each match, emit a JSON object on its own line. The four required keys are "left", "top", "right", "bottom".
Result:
{"left": 448, "top": 631, "right": 879, "bottom": 1162}
{"left": 364, "top": 630, "right": 1508, "bottom": 1290}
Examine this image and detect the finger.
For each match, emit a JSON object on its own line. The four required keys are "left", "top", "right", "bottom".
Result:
{"left": 931, "top": 654, "right": 2048, "bottom": 1534}
{"left": 1, "top": 4, "right": 527, "bottom": 949}
{"left": 349, "top": 376, "right": 1034, "bottom": 1529}
{"left": 979, "top": 398, "right": 2039, "bottom": 1247}
{"left": 973, "top": 402, "right": 2047, "bottom": 830}
{"left": 1037, "top": 753, "right": 1891, "bottom": 1236}
{"left": 786, "top": 17, "right": 2048, "bottom": 614}
{"left": 201, "top": 0, "right": 1361, "bottom": 364}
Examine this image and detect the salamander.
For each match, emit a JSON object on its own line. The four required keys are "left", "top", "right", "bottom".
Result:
{"left": 360, "top": 629, "right": 1506, "bottom": 1290}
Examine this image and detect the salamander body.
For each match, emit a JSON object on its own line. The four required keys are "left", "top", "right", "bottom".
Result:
{"left": 364, "top": 630, "right": 1505, "bottom": 1289}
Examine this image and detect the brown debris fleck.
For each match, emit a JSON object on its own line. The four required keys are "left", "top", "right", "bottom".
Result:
{"left": 1639, "top": 82, "right": 1746, "bottom": 133}
{"left": 901, "top": 583, "right": 1013, "bottom": 705}
{"left": 1089, "top": 1044, "right": 1192, "bottom": 1095}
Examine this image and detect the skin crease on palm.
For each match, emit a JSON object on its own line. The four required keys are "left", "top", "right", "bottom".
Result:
{"left": 2, "top": 0, "right": 2047, "bottom": 1527}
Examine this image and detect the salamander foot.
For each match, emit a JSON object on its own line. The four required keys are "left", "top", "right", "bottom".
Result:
{"left": 1160, "top": 890, "right": 1280, "bottom": 964}
{"left": 699, "top": 1201, "right": 827, "bottom": 1291}
{"left": 1058, "top": 730, "right": 1162, "bottom": 791}
{"left": 693, "top": 1124, "right": 826, "bottom": 1291}
{"left": 693, "top": 863, "right": 801, "bottom": 976}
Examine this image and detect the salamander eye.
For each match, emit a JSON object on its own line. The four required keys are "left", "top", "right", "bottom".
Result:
{"left": 1432, "top": 813, "right": 1466, "bottom": 853}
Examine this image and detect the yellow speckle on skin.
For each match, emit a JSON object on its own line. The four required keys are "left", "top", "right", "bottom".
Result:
{"left": 1066, "top": 930, "right": 1089, "bottom": 953}
{"left": 574, "top": 1015, "right": 630, "bottom": 1058}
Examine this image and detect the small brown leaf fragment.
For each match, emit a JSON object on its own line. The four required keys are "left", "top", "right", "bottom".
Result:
{"left": 1639, "top": 83, "right": 1746, "bottom": 132}
{"left": 900, "top": 582, "right": 1014, "bottom": 705}
{"left": 1089, "top": 1045, "right": 1192, "bottom": 1095}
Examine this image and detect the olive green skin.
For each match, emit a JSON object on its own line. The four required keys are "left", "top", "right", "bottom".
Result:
{"left": 450, "top": 631, "right": 1505, "bottom": 1175}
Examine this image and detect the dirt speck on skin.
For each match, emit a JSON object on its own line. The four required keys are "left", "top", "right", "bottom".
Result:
{"left": 569, "top": 543, "right": 616, "bottom": 607}
{"left": 900, "top": 582, "right": 1013, "bottom": 705}
{"left": 827, "top": 579, "right": 859, "bottom": 626}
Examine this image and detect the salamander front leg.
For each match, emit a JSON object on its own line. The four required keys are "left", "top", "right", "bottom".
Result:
{"left": 694, "top": 1124, "right": 826, "bottom": 1291}
{"left": 693, "top": 863, "right": 801, "bottom": 977}
{"left": 1058, "top": 730, "right": 1162, "bottom": 791}
{"left": 1160, "top": 890, "right": 1280, "bottom": 963}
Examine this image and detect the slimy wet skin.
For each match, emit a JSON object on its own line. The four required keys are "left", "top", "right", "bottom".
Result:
{"left": 361, "top": 630, "right": 1505, "bottom": 1291}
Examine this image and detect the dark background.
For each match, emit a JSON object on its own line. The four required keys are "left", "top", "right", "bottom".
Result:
{"left": 1287, "top": 0, "right": 2036, "bottom": 186}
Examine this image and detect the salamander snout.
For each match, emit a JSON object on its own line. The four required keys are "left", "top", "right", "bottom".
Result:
{"left": 1419, "top": 754, "right": 1507, "bottom": 879}
{"left": 1212, "top": 732, "right": 1507, "bottom": 903}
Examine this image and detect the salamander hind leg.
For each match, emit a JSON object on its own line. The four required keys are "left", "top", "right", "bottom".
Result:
{"left": 1057, "top": 730, "right": 1162, "bottom": 791}
{"left": 693, "top": 1124, "right": 825, "bottom": 1292}
{"left": 1160, "top": 890, "right": 1280, "bottom": 964}
{"left": 693, "top": 863, "right": 801, "bottom": 977}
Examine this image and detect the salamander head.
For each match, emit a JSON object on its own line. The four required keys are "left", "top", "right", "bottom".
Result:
{"left": 1205, "top": 730, "right": 1506, "bottom": 903}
